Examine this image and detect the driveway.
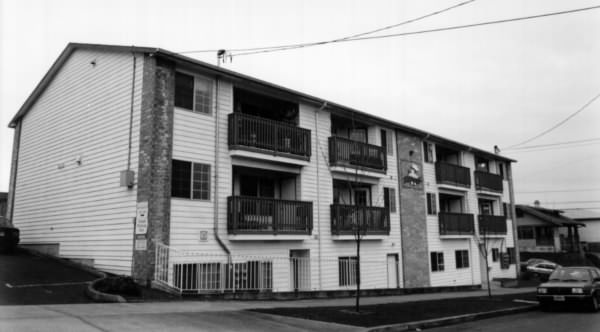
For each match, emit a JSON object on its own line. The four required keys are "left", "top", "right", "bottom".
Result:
{"left": 0, "top": 250, "right": 98, "bottom": 305}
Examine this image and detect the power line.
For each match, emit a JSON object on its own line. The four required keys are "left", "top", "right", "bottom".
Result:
{"left": 230, "top": 4, "right": 600, "bottom": 57}
{"left": 178, "top": 0, "right": 477, "bottom": 55}
{"left": 505, "top": 90, "right": 600, "bottom": 149}
{"left": 541, "top": 200, "right": 600, "bottom": 205}
{"left": 504, "top": 138, "right": 600, "bottom": 151}
{"left": 503, "top": 141, "right": 600, "bottom": 154}
{"left": 517, "top": 188, "right": 600, "bottom": 194}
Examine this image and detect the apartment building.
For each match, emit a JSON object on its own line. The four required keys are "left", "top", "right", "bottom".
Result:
{"left": 6, "top": 43, "right": 517, "bottom": 294}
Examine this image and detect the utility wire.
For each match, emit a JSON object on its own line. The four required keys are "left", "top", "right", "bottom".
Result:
{"left": 503, "top": 141, "right": 600, "bottom": 154}
{"left": 178, "top": 0, "right": 477, "bottom": 55}
{"left": 230, "top": 4, "right": 600, "bottom": 57}
{"left": 505, "top": 90, "right": 600, "bottom": 149}
{"left": 517, "top": 188, "right": 600, "bottom": 194}
{"left": 541, "top": 200, "right": 600, "bottom": 205}
{"left": 505, "top": 138, "right": 600, "bottom": 151}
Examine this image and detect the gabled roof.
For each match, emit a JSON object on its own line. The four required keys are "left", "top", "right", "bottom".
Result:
{"left": 8, "top": 42, "right": 516, "bottom": 163}
{"left": 516, "top": 205, "right": 584, "bottom": 227}
{"left": 562, "top": 209, "right": 600, "bottom": 221}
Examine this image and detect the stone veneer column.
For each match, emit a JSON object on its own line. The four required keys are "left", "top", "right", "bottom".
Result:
{"left": 396, "top": 130, "right": 431, "bottom": 288}
{"left": 5, "top": 122, "right": 22, "bottom": 227}
{"left": 131, "top": 55, "right": 175, "bottom": 283}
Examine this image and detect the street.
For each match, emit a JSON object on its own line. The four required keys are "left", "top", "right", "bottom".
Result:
{"left": 429, "top": 311, "right": 600, "bottom": 332}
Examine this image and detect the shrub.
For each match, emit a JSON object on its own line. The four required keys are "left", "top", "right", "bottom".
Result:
{"left": 95, "top": 276, "right": 141, "bottom": 296}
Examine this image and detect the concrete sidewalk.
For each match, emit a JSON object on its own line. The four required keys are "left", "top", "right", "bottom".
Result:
{"left": 0, "top": 286, "right": 535, "bottom": 332}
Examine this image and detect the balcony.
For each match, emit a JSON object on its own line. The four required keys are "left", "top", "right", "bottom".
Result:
{"left": 478, "top": 215, "right": 507, "bottom": 235}
{"left": 475, "top": 171, "right": 503, "bottom": 192}
{"left": 227, "top": 196, "right": 313, "bottom": 235}
{"left": 438, "top": 212, "right": 475, "bottom": 236}
{"left": 328, "top": 136, "right": 386, "bottom": 172}
{"left": 228, "top": 113, "right": 311, "bottom": 161}
{"left": 330, "top": 204, "right": 390, "bottom": 236}
{"left": 435, "top": 162, "right": 471, "bottom": 188}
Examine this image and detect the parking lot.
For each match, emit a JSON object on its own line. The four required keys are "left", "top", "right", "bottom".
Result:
{"left": 0, "top": 250, "right": 98, "bottom": 305}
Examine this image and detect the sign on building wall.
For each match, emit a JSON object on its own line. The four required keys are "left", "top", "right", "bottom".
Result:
{"left": 135, "top": 201, "right": 148, "bottom": 235}
{"left": 135, "top": 238, "right": 147, "bottom": 251}
{"left": 402, "top": 163, "right": 423, "bottom": 189}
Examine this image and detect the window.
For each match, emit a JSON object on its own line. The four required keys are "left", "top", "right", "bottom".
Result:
{"left": 226, "top": 261, "right": 272, "bottom": 290}
{"left": 517, "top": 226, "right": 534, "bottom": 239}
{"left": 479, "top": 200, "right": 493, "bottom": 215}
{"left": 431, "top": 252, "right": 444, "bottom": 272}
{"left": 426, "top": 193, "right": 437, "bottom": 215}
{"left": 175, "top": 72, "right": 213, "bottom": 114}
{"left": 503, "top": 203, "right": 512, "bottom": 219}
{"left": 381, "top": 129, "right": 393, "bottom": 155}
{"left": 171, "top": 159, "right": 211, "bottom": 200}
{"left": 423, "top": 141, "right": 434, "bottom": 163}
{"left": 507, "top": 247, "right": 516, "bottom": 265}
{"left": 492, "top": 248, "right": 499, "bottom": 262}
{"left": 384, "top": 188, "right": 396, "bottom": 213}
{"left": 498, "top": 163, "right": 506, "bottom": 179}
{"left": 339, "top": 256, "right": 358, "bottom": 286}
{"left": 455, "top": 250, "right": 469, "bottom": 269}
{"left": 476, "top": 157, "right": 489, "bottom": 172}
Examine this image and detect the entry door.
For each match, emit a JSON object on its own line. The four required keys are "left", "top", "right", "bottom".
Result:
{"left": 387, "top": 254, "right": 399, "bottom": 288}
{"left": 290, "top": 250, "right": 310, "bottom": 291}
{"left": 353, "top": 188, "right": 369, "bottom": 206}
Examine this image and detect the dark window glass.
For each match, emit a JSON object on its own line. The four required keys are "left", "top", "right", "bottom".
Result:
{"left": 455, "top": 250, "right": 469, "bottom": 269}
{"left": 507, "top": 247, "right": 516, "bottom": 264}
{"left": 384, "top": 188, "right": 396, "bottom": 213}
{"left": 172, "top": 160, "right": 191, "bottom": 198}
{"left": 175, "top": 72, "right": 194, "bottom": 110}
{"left": 492, "top": 248, "right": 499, "bottom": 262}
{"left": 423, "top": 141, "right": 434, "bottom": 163}
{"left": 431, "top": 252, "right": 444, "bottom": 272}
{"left": 426, "top": 193, "right": 437, "bottom": 215}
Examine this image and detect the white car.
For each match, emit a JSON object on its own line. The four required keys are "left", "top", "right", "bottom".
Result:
{"left": 527, "top": 262, "right": 560, "bottom": 280}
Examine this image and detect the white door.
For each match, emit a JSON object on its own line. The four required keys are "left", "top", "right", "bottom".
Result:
{"left": 387, "top": 254, "right": 398, "bottom": 288}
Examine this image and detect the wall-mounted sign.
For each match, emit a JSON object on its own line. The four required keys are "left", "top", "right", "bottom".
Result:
{"left": 402, "top": 163, "right": 422, "bottom": 188}
{"left": 135, "top": 201, "right": 148, "bottom": 235}
{"left": 135, "top": 238, "right": 147, "bottom": 251}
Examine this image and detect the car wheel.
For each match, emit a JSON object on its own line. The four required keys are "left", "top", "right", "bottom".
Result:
{"left": 591, "top": 294, "right": 600, "bottom": 313}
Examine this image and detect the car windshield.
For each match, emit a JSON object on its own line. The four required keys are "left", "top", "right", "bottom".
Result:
{"left": 548, "top": 268, "right": 591, "bottom": 282}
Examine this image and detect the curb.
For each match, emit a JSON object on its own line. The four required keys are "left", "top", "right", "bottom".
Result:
{"left": 85, "top": 277, "right": 127, "bottom": 303}
{"left": 368, "top": 305, "right": 538, "bottom": 332}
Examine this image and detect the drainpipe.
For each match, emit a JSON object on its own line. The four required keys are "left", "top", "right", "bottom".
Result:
{"left": 213, "top": 77, "right": 231, "bottom": 260}
{"left": 507, "top": 163, "right": 520, "bottom": 278}
{"left": 395, "top": 129, "right": 406, "bottom": 288}
{"left": 314, "top": 101, "right": 327, "bottom": 290}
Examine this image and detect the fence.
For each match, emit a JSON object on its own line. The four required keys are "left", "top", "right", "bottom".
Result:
{"left": 154, "top": 243, "right": 401, "bottom": 294}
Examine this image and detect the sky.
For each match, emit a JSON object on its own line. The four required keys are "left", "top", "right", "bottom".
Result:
{"left": 1, "top": 0, "right": 599, "bottom": 211}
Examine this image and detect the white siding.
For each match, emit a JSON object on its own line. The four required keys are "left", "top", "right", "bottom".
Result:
{"left": 13, "top": 49, "right": 143, "bottom": 275}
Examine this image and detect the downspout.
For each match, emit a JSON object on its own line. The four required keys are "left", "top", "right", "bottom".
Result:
{"left": 507, "top": 162, "right": 520, "bottom": 277}
{"left": 213, "top": 77, "right": 231, "bottom": 259}
{"left": 395, "top": 129, "right": 406, "bottom": 287}
{"left": 127, "top": 52, "right": 137, "bottom": 172}
{"left": 314, "top": 101, "right": 327, "bottom": 290}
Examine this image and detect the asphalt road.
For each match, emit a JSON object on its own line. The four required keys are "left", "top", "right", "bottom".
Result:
{"left": 428, "top": 311, "right": 600, "bottom": 332}
{"left": 0, "top": 251, "right": 97, "bottom": 305}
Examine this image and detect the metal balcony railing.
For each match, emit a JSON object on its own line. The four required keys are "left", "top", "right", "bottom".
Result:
{"left": 478, "top": 215, "right": 508, "bottom": 235}
{"left": 475, "top": 171, "right": 504, "bottom": 192}
{"left": 228, "top": 113, "right": 311, "bottom": 160}
{"left": 435, "top": 162, "right": 471, "bottom": 187}
{"left": 328, "top": 136, "right": 386, "bottom": 172}
{"left": 330, "top": 204, "right": 390, "bottom": 235}
{"left": 439, "top": 212, "right": 475, "bottom": 236}
{"left": 227, "top": 196, "right": 313, "bottom": 235}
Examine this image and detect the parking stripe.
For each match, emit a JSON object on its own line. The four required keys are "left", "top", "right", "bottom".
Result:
{"left": 5, "top": 281, "right": 91, "bottom": 288}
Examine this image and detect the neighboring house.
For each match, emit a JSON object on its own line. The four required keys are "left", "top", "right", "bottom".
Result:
{"left": 6, "top": 43, "right": 518, "bottom": 294}
{"left": 562, "top": 209, "right": 600, "bottom": 252}
{"left": 0, "top": 192, "right": 7, "bottom": 226}
{"left": 516, "top": 204, "right": 584, "bottom": 253}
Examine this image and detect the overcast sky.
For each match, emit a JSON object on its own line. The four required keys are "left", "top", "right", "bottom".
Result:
{"left": 1, "top": 0, "right": 599, "bottom": 210}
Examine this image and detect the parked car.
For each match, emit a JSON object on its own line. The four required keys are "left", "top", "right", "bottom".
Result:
{"left": 0, "top": 226, "right": 20, "bottom": 253}
{"left": 520, "top": 258, "right": 551, "bottom": 272}
{"left": 537, "top": 266, "right": 600, "bottom": 312}
{"left": 527, "top": 261, "right": 560, "bottom": 281}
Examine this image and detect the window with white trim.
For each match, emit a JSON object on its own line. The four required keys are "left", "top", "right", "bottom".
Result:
{"left": 175, "top": 72, "right": 213, "bottom": 115}
{"left": 384, "top": 187, "right": 396, "bottom": 213}
{"left": 492, "top": 248, "right": 499, "bottom": 262}
{"left": 172, "top": 159, "right": 211, "bottom": 200}
{"left": 426, "top": 193, "right": 437, "bottom": 215}
{"left": 431, "top": 252, "right": 444, "bottom": 272}
{"left": 423, "top": 141, "right": 434, "bottom": 163}
{"left": 338, "top": 256, "right": 358, "bottom": 286}
{"left": 455, "top": 250, "right": 469, "bottom": 269}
